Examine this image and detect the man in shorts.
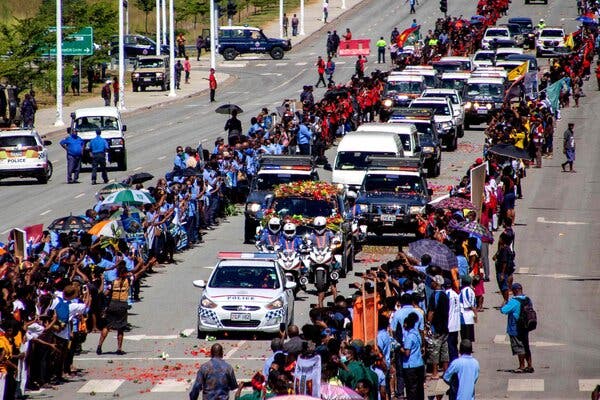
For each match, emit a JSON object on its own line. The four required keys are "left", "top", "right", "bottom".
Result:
{"left": 426, "top": 274, "right": 450, "bottom": 378}
{"left": 501, "top": 283, "right": 534, "bottom": 373}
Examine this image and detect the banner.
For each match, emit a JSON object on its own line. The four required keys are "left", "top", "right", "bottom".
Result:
{"left": 338, "top": 39, "right": 371, "bottom": 56}
{"left": 470, "top": 162, "right": 487, "bottom": 222}
{"left": 507, "top": 61, "right": 528, "bottom": 81}
{"left": 546, "top": 78, "right": 566, "bottom": 112}
{"left": 294, "top": 354, "right": 321, "bottom": 397}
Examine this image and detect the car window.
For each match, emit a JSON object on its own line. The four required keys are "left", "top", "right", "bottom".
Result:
{"left": 75, "top": 116, "right": 119, "bottom": 131}
{"left": 487, "top": 29, "right": 509, "bottom": 37}
{"left": 250, "top": 31, "right": 261, "bottom": 40}
{"left": 0, "top": 136, "right": 37, "bottom": 148}
{"left": 273, "top": 197, "right": 336, "bottom": 218}
{"left": 540, "top": 30, "right": 564, "bottom": 37}
{"left": 466, "top": 83, "right": 503, "bottom": 97}
{"left": 335, "top": 151, "right": 397, "bottom": 170}
{"left": 138, "top": 58, "right": 164, "bottom": 68}
{"left": 210, "top": 266, "right": 280, "bottom": 289}
{"left": 138, "top": 37, "right": 152, "bottom": 46}
{"left": 412, "top": 103, "right": 450, "bottom": 115}
{"left": 386, "top": 81, "right": 422, "bottom": 94}
{"left": 363, "top": 174, "right": 422, "bottom": 193}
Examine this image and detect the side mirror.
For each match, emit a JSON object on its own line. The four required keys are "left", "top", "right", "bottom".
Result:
{"left": 192, "top": 279, "right": 206, "bottom": 288}
{"left": 122, "top": 125, "right": 127, "bottom": 132}
{"left": 43, "top": 140, "right": 52, "bottom": 146}
{"left": 66, "top": 127, "right": 72, "bottom": 134}
{"left": 285, "top": 281, "right": 297, "bottom": 290}
{"left": 415, "top": 145, "right": 421, "bottom": 152}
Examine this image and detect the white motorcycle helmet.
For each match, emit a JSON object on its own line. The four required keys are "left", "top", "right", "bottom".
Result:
{"left": 283, "top": 222, "right": 297, "bottom": 239}
{"left": 313, "top": 216, "right": 327, "bottom": 235}
{"left": 346, "top": 190, "right": 357, "bottom": 201}
{"left": 268, "top": 217, "right": 281, "bottom": 234}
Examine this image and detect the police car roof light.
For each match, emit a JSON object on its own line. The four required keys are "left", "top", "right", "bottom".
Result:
{"left": 259, "top": 155, "right": 314, "bottom": 168}
{"left": 217, "top": 252, "right": 278, "bottom": 260}
{"left": 261, "top": 165, "right": 312, "bottom": 171}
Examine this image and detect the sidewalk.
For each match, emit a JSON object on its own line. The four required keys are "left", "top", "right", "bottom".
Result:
{"left": 35, "top": 0, "right": 366, "bottom": 137}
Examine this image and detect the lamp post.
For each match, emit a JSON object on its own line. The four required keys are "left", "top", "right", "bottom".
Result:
{"left": 300, "top": 0, "right": 305, "bottom": 35}
{"left": 168, "top": 0, "right": 176, "bottom": 97}
{"left": 209, "top": 0, "right": 216, "bottom": 70}
{"left": 279, "top": 0, "right": 284, "bottom": 38}
{"left": 118, "top": 0, "right": 126, "bottom": 110}
{"left": 341, "top": 0, "right": 346, "bottom": 9}
{"left": 161, "top": 0, "right": 167, "bottom": 46}
{"left": 155, "top": 0, "right": 161, "bottom": 54}
{"left": 54, "top": 0, "right": 64, "bottom": 126}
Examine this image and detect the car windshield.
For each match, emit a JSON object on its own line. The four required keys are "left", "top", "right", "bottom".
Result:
{"left": 486, "top": 29, "right": 509, "bottom": 37}
{"left": 423, "top": 93, "right": 459, "bottom": 105}
{"left": 273, "top": 197, "right": 336, "bottom": 218}
{"left": 138, "top": 59, "right": 164, "bottom": 68}
{"left": 433, "top": 63, "right": 464, "bottom": 74}
{"left": 254, "top": 173, "right": 311, "bottom": 191}
{"left": 466, "top": 83, "right": 503, "bottom": 97}
{"left": 74, "top": 116, "right": 119, "bottom": 131}
{"left": 474, "top": 52, "right": 495, "bottom": 61}
{"left": 386, "top": 81, "right": 422, "bottom": 94}
{"left": 0, "top": 136, "right": 37, "bottom": 148}
{"left": 441, "top": 79, "right": 466, "bottom": 92}
{"left": 210, "top": 266, "right": 280, "bottom": 289}
{"left": 412, "top": 123, "right": 435, "bottom": 140}
{"left": 505, "top": 25, "right": 520, "bottom": 35}
{"left": 540, "top": 30, "right": 564, "bottom": 37}
{"left": 363, "top": 174, "right": 422, "bottom": 193}
{"left": 422, "top": 75, "right": 436, "bottom": 87}
{"left": 335, "top": 151, "right": 397, "bottom": 170}
{"left": 411, "top": 103, "right": 450, "bottom": 116}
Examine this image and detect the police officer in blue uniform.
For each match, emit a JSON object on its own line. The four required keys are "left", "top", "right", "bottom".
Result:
{"left": 89, "top": 129, "right": 110, "bottom": 184}
{"left": 60, "top": 130, "right": 85, "bottom": 184}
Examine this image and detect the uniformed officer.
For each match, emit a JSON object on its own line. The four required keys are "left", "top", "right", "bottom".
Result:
{"left": 60, "top": 130, "right": 84, "bottom": 184}
{"left": 89, "top": 129, "right": 109, "bottom": 184}
{"left": 376, "top": 36, "right": 387, "bottom": 64}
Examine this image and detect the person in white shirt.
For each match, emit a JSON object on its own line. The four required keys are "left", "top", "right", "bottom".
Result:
{"left": 445, "top": 281, "right": 461, "bottom": 363}
{"left": 460, "top": 275, "right": 477, "bottom": 343}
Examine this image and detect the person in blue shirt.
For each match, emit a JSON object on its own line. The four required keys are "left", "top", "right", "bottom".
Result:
{"left": 257, "top": 217, "right": 282, "bottom": 250}
{"left": 89, "top": 129, "right": 109, "bottom": 184}
{"left": 500, "top": 283, "right": 534, "bottom": 373}
{"left": 443, "top": 339, "right": 480, "bottom": 400}
{"left": 400, "top": 312, "right": 424, "bottom": 400}
{"left": 59, "top": 130, "right": 85, "bottom": 183}
{"left": 376, "top": 315, "right": 393, "bottom": 369}
{"left": 296, "top": 120, "right": 312, "bottom": 155}
{"left": 173, "top": 146, "right": 188, "bottom": 170}
{"left": 278, "top": 222, "right": 303, "bottom": 252}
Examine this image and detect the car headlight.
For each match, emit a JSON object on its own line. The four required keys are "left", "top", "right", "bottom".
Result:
{"left": 465, "top": 101, "right": 472, "bottom": 109}
{"left": 156, "top": 73, "right": 163, "bottom": 77}
{"left": 382, "top": 99, "right": 393, "bottom": 108}
{"left": 201, "top": 296, "right": 217, "bottom": 309}
{"left": 132, "top": 73, "right": 139, "bottom": 78}
{"left": 246, "top": 202, "right": 261, "bottom": 213}
{"left": 358, "top": 204, "right": 369, "bottom": 212}
{"left": 111, "top": 138, "right": 124, "bottom": 146}
{"left": 409, "top": 206, "right": 422, "bottom": 215}
{"left": 486, "top": 103, "right": 492, "bottom": 110}
{"left": 473, "top": 102, "right": 480, "bottom": 109}
{"left": 422, "top": 146, "right": 435, "bottom": 153}
{"left": 266, "top": 297, "right": 284, "bottom": 310}
{"left": 440, "top": 121, "right": 453, "bottom": 130}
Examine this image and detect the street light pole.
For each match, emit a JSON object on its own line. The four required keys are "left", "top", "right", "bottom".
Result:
{"left": 279, "top": 0, "right": 284, "bottom": 38}
{"left": 300, "top": 0, "right": 305, "bottom": 35}
{"left": 168, "top": 0, "right": 176, "bottom": 97}
{"left": 161, "top": 0, "right": 167, "bottom": 46}
{"left": 125, "top": 0, "right": 129, "bottom": 35}
{"left": 209, "top": 0, "right": 216, "bottom": 70}
{"left": 54, "top": 0, "right": 64, "bottom": 126}
{"left": 155, "top": 0, "right": 161, "bottom": 54}
{"left": 341, "top": 0, "right": 346, "bottom": 9}
{"left": 118, "top": 0, "right": 126, "bottom": 110}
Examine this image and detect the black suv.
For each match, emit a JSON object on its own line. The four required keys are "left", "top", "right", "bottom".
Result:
{"left": 507, "top": 17, "right": 535, "bottom": 49}
{"left": 110, "top": 35, "right": 169, "bottom": 59}
{"left": 217, "top": 26, "right": 291, "bottom": 60}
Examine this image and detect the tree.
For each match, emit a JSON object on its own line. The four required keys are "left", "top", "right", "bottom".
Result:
{"left": 178, "top": 0, "right": 210, "bottom": 29}
{"left": 135, "top": 0, "right": 156, "bottom": 33}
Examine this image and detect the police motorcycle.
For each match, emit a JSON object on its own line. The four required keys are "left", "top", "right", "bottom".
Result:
{"left": 276, "top": 223, "right": 309, "bottom": 295}
{"left": 345, "top": 191, "right": 367, "bottom": 253}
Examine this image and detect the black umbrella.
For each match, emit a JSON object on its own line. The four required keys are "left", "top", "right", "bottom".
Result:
{"left": 408, "top": 239, "right": 458, "bottom": 271}
{"left": 48, "top": 215, "right": 93, "bottom": 233}
{"left": 488, "top": 143, "right": 530, "bottom": 160}
{"left": 215, "top": 104, "right": 243, "bottom": 115}
{"left": 126, "top": 172, "right": 154, "bottom": 185}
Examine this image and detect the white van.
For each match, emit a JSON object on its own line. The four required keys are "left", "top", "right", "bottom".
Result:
{"left": 332, "top": 132, "right": 404, "bottom": 190}
{"left": 355, "top": 123, "right": 421, "bottom": 158}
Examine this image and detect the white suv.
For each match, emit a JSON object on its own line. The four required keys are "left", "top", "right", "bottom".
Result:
{"left": 0, "top": 129, "right": 53, "bottom": 184}
{"left": 410, "top": 97, "right": 458, "bottom": 151}
{"left": 536, "top": 27, "right": 565, "bottom": 57}
{"left": 481, "top": 27, "right": 511, "bottom": 49}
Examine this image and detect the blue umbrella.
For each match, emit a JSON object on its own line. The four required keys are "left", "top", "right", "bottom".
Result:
{"left": 408, "top": 239, "right": 458, "bottom": 271}
{"left": 576, "top": 16, "right": 597, "bottom": 25}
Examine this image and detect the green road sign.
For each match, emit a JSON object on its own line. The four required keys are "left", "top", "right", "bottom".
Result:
{"left": 47, "top": 27, "right": 94, "bottom": 56}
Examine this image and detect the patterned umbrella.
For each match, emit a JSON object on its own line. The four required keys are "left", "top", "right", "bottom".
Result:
{"left": 321, "top": 383, "right": 363, "bottom": 400}
{"left": 95, "top": 182, "right": 130, "bottom": 199}
{"left": 110, "top": 206, "right": 144, "bottom": 220}
{"left": 101, "top": 189, "right": 155, "bottom": 207}
{"left": 436, "top": 196, "right": 476, "bottom": 211}
{"left": 408, "top": 239, "right": 458, "bottom": 270}
{"left": 450, "top": 220, "right": 494, "bottom": 243}
{"left": 88, "top": 220, "right": 124, "bottom": 238}
{"left": 48, "top": 215, "right": 92, "bottom": 233}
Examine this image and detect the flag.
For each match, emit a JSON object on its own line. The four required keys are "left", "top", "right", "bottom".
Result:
{"left": 396, "top": 25, "right": 420, "bottom": 48}
{"left": 504, "top": 74, "right": 526, "bottom": 101}
{"left": 546, "top": 78, "right": 566, "bottom": 111}
{"left": 507, "top": 61, "right": 528, "bottom": 81}
{"left": 565, "top": 34, "right": 574, "bottom": 49}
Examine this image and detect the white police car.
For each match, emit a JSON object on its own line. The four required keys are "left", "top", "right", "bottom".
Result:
{"left": 193, "top": 252, "right": 295, "bottom": 336}
{"left": 0, "top": 128, "right": 53, "bottom": 183}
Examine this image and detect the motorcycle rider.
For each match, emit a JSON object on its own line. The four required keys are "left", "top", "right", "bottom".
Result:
{"left": 257, "top": 217, "right": 282, "bottom": 250}
{"left": 345, "top": 190, "right": 362, "bottom": 218}
{"left": 279, "top": 222, "right": 303, "bottom": 251}
{"left": 309, "top": 216, "right": 339, "bottom": 307}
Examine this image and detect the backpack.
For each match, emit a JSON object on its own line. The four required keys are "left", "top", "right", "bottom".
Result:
{"left": 516, "top": 297, "right": 537, "bottom": 332}
{"left": 55, "top": 297, "right": 70, "bottom": 324}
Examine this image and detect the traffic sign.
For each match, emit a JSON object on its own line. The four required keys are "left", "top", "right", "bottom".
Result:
{"left": 47, "top": 27, "right": 94, "bottom": 56}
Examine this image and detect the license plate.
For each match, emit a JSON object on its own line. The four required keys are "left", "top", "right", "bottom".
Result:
{"left": 144, "top": 78, "right": 152, "bottom": 82}
{"left": 11, "top": 151, "right": 22, "bottom": 156}
{"left": 230, "top": 312, "right": 251, "bottom": 321}
{"left": 477, "top": 109, "right": 488, "bottom": 114}
{"left": 381, "top": 214, "right": 396, "bottom": 222}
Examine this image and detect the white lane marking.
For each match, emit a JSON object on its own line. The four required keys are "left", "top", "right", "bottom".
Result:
{"left": 493, "top": 334, "right": 508, "bottom": 344}
{"left": 39, "top": 209, "right": 52, "bottom": 216}
{"left": 536, "top": 216, "right": 589, "bottom": 225}
{"left": 151, "top": 379, "right": 190, "bottom": 392}
{"left": 203, "top": 266, "right": 215, "bottom": 269}
{"left": 275, "top": 63, "right": 287, "bottom": 66}
{"left": 76, "top": 356, "right": 266, "bottom": 361}
{"left": 295, "top": 62, "right": 307, "bottom": 66}
{"left": 507, "top": 379, "right": 544, "bottom": 391}
{"left": 493, "top": 334, "right": 564, "bottom": 347}
{"left": 74, "top": 193, "right": 86, "bottom": 199}
{"left": 225, "top": 340, "right": 247, "bottom": 359}
{"left": 124, "top": 334, "right": 179, "bottom": 341}
{"left": 336, "top": 61, "right": 346, "bottom": 64}
{"left": 580, "top": 380, "right": 600, "bottom": 391}
{"left": 517, "top": 267, "right": 529, "bottom": 274}
{"left": 134, "top": 166, "right": 143, "bottom": 171}
{"left": 255, "top": 63, "right": 267, "bottom": 67}
{"left": 218, "top": 62, "right": 248, "bottom": 68}
{"left": 269, "top": 70, "right": 304, "bottom": 92}
{"left": 180, "top": 328, "right": 195, "bottom": 337}
{"left": 158, "top": 155, "right": 167, "bottom": 160}
{"left": 78, "top": 379, "right": 125, "bottom": 393}
{"left": 260, "top": 73, "right": 283, "bottom": 76}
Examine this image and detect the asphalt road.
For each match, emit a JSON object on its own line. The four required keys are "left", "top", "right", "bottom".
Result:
{"left": 3, "top": 0, "right": 599, "bottom": 398}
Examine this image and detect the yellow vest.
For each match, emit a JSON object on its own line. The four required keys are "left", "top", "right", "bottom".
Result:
{"left": 376, "top": 39, "right": 387, "bottom": 48}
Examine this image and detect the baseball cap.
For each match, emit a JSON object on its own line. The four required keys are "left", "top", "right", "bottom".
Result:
{"left": 511, "top": 283, "right": 523, "bottom": 291}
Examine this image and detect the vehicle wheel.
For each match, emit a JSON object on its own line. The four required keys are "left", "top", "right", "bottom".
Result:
{"left": 314, "top": 269, "right": 327, "bottom": 292}
{"left": 447, "top": 135, "right": 458, "bottom": 151}
{"left": 536, "top": 49, "right": 541, "bottom": 57}
{"left": 117, "top": 151, "right": 127, "bottom": 171}
{"left": 141, "top": 85, "right": 146, "bottom": 92}
{"left": 161, "top": 82, "right": 166, "bottom": 91}
{"left": 132, "top": 85, "right": 138, "bottom": 92}
{"left": 434, "top": 161, "right": 441, "bottom": 177}
{"left": 346, "top": 244, "right": 354, "bottom": 273}
{"left": 457, "top": 125, "right": 464, "bottom": 138}
{"left": 223, "top": 48, "right": 237, "bottom": 61}
{"left": 270, "top": 47, "right": 284, "bottom": 60}
{"left": 464, "top": 121, "right": 470, "bottom": 130}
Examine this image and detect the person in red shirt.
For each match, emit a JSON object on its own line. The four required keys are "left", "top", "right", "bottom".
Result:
{"left": 208, "top": 68, "right": 217, "bottom": 102}
{"left": 355, "top": 55, "right": 367, "bottom": 79}
{"left": 342, "top": 28, "right": 352, "bottom": 41}
{"left": 315, "top": 56, "right": 326, "bottom": 87}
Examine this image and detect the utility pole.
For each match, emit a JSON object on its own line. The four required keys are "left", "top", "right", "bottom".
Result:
{"left": 54, "top": 0, "right": 64, "bottom": 126}
{"left": 300, "top": 0, "right": 305, "bottom": 35}
{"left": 279, "top": 0, "right": 284, "bottom": 38}
{"left": 155, "top": 0, "right": 161, "bottom": 54}
{"left": 124, "top": 0, "right": 129, "bottom": 35}
{"left": 161, "top": 0, "right": 167, "bottom": 46}
{"left": 119, "top": 0, "right": 126, "bottom": 110}
{"left": 210, "top": 0, "right": 216, "bottom": 70}
{"left": 168, "top": 0, "right": 176, "bottom": 97}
